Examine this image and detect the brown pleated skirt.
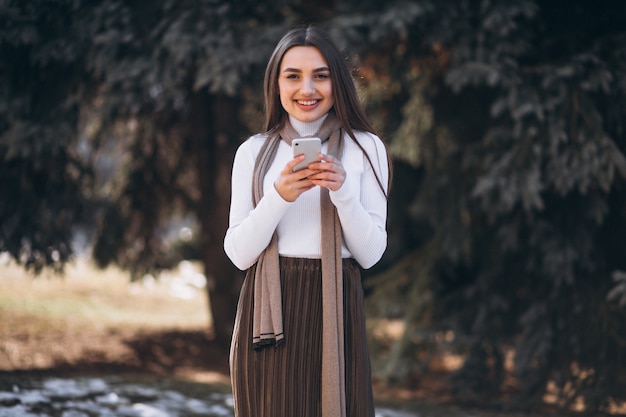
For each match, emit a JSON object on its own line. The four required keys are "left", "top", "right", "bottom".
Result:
{"left": 230, "top": 257, "right": 375, "bottom": 417}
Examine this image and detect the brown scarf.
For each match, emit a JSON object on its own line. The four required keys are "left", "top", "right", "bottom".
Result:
{"left": 251, "top": 112, "right": 346, "bottom": 417}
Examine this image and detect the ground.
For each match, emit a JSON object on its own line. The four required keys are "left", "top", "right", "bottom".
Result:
{"left": 0, "top": 259, "right": 229, "bottom": 382}
{"left": 0, "top": 258, "right": 612, "bottom": 417}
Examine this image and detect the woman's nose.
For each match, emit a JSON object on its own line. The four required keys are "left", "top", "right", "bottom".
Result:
{"left": 300, "top": 77, "right": 315, "bottom": 94}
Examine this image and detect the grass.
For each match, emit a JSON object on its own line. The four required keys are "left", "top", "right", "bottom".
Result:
{"left": 0, "top": 258, "right": 212, "bottom": 372}
{"left": 0, "top": 258, "right": 210, "bottom": 332}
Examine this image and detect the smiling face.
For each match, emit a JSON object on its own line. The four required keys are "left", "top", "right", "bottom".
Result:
{"left": 278, "top": 46, "right": 335, "bottom": 123}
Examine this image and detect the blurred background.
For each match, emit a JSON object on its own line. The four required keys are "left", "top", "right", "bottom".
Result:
{"left": 1, "top": 0, "right": 626, "bottom": 416}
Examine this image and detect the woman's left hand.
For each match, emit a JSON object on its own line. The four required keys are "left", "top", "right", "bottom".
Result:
{"left": 307, "top": 153, "right": 346, "bottom": 192}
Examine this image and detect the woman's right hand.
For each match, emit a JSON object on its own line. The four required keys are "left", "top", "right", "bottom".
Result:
{"left": 274, "top": 155, "right": 320, "bottom": 202}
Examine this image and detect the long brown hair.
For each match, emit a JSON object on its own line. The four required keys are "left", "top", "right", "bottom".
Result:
{"left": 263, "top": 25, "right": 392, "bottom": 196}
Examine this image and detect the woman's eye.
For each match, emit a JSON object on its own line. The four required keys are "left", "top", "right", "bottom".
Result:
{"left": 315, "top": 73, "right": 330, "bottom": 80}
{"left": 285, "top": 74, "right": 299, "bottom": 80}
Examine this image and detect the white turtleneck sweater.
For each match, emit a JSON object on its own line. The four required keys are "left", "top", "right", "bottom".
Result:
{"left": 223, "top": 115, "right": 389, "bottom": 271}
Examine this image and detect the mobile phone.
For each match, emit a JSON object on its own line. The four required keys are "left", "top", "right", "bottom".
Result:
{"left": 292, "top": 137, "right": 321, "bottom": 171}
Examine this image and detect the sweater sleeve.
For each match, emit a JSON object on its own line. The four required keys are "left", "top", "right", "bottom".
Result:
{"left": 330, "top": 133, "right": 389, "bottom": 269}
{"left": 223, "top": 138, "right": 292, "bottom": 270}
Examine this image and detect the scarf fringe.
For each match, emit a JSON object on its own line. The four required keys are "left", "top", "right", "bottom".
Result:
{"left": 252, "top": 335, "right": 285, "bottom": 351}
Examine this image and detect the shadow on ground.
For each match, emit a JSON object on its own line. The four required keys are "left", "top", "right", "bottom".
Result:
{"left": 0, "top": 330, "right": 229, "bottom": 383}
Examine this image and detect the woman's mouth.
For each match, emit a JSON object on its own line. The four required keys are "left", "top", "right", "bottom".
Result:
{"left": 297, "top": 99, "right": 319, "bottom": 106}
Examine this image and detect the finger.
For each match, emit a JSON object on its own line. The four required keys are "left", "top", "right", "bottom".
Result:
{"left": 284, "top": 155, "right": 306, "bottom": 174}
{"left": 310, "top": 170, "right": 345, "bottom": 190}
{"left": 310, "top": 173, "right": 342, "bottom": 184}
{"left": 275, "top": 175, "right": 316, "bottom": 201}
{"left": 310, "top": 159, "right": 344, "bottom": 176}
{"left": 311, "top": 178, "right": 343, "bottom": 192}
{"left": 318, "top": 153, "right": 335, "bottom": 162}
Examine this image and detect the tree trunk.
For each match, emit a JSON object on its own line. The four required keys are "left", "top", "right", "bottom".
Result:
{"left": 190, "top": 90, "right": 242, "bottom": 349}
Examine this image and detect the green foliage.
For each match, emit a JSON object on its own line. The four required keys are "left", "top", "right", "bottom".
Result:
{"left": 0, "top": 0, "right": 93, "bottom": 272}
{"left": 358, "top": 0, "right": 626, "bottom": 412}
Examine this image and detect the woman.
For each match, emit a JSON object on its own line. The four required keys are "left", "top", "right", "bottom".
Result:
{"left": 224, "top": 25, "right": 390, "bottom": 417}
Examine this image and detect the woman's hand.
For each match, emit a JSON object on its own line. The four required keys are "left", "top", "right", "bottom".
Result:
{"left": 308, "top": 153, "right": 346, "bottom": 192}
{"left": 274, "top": 155, "right": 321, "bottom": 202}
